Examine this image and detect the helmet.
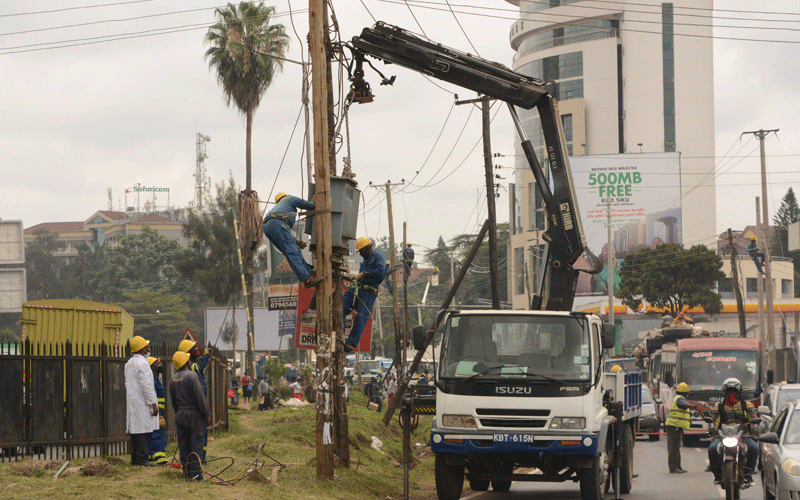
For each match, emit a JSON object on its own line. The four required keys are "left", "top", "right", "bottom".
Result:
{"left": 356, "top": 237, "right": 373, "bottom": 251}
{"left": 750, "top": 235, "right": 757, "bottom": 241}
{"left": 147, "top": 356, "right": 159, "bottom": 366}
{"left": 130, "top": 336, "right": 149, "bottom": 353}
{"left": 677, "top": 382, "right": 689, "bottom": 393}
{"left": 722, "top": 377, "right": 742, "bottom": 394}
{"left": 386, "top": 259, "right": 391, "bottom": 265}
{"left": 610, "top": 365, "right": 622, "bottom": 373}
{"left": 179, "top": 339, "right": 197, "bottom": 353}
{"left": 275, "top": 192, "right": 288, "bottom": 203}
{"left": 173, "top": 351, "right": 191, "bottom": 370}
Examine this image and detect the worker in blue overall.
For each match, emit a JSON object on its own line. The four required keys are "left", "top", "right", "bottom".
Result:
{"left": 263, "top": 192, "right": 317, "bottom": 287}
{"left": 342, "top": 237, "right": 386, "bottom": 352}
{"left": 747, "top": 235, "right": 765, "bottom": 274}
{"left": 147, "top": 357, "right": 168, "bottom": 465}
{"left": 179, "top": 339, "right": 210, "bottom": 462}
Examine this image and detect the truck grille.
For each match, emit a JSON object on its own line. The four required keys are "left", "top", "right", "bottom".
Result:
{"left": 478, "top": 418, "right": 547, "bottom": 428}
{"left": 476, "top": 408, "right": 550, "bottom": 417}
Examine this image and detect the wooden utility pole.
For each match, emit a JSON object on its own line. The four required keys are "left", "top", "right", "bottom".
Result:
{"left": 727, "top": 229, "right": 747, "bottom": 337}
{"left": 456, "top": 95, "right": 501, "bottom": 307}
{"left": 309, "top": 0, "right": 334, "bottom": 479}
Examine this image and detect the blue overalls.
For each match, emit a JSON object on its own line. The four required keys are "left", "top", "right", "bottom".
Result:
{"left": 148, "top": 373, "right": 168, "bottom": 464}
{"left": 263, "top": 195, "right": 316, "bottom": 282}
{"left": 344, "top": 250, "right": 386, "bottom": 347}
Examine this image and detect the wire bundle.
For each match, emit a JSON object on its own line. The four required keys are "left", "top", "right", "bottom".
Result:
{"left": 237, "top": 190, "right": 263, "bottom": 263}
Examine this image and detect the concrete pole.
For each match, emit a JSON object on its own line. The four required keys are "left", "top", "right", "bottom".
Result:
{"left": 727, "top": 229, "right": 747, "bottom": 337}
{"left": 757, "top": 200, "right": 766, "bottom": 377}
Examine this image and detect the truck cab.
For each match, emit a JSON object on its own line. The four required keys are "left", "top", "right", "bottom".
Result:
{"left": 430, "top": 310, "right": 638, "bottom": 500}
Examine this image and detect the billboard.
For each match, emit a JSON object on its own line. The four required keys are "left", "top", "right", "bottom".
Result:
{"left": 0, "top": 221, "right": 24, "bottom": 265}
{"left": 204, "top": 307, "right": 289, "bottom": 351}
{"left": 570, "top": 153, "right": 682, "bottom": 297}
{"left": 0, "top": 269, "right": 26, "bottom": 313}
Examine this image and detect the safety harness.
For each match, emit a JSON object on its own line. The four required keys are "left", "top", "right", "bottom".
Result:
{"left": 264, "top": 212, "right": 296, "bottom": 224}
{"left": 350, "top": 280, "right": 379, "bottom": 307}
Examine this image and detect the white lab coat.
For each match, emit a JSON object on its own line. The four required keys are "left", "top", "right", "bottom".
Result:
{"left": 125, "top": 353, "right": 159, "bottom": 434}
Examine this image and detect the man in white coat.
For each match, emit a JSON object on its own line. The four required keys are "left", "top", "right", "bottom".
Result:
{"left": 125, "top": 335, "right": 159, "bottom": 466}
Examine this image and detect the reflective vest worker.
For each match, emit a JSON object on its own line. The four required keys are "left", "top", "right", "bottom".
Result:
{"left": 665, "top": 382, "right": 696, "bottom": 473}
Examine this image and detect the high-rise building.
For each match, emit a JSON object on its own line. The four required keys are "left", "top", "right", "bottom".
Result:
{"left": 506, "top": 0, "right": 715, "bottom": 309}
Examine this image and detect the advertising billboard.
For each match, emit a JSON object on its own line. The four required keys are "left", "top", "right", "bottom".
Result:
{"left": 204, "top": 308, "right": 288, "bottom": 351}
{"left": 569, "top": 153, "right": 682, "bottom": 297}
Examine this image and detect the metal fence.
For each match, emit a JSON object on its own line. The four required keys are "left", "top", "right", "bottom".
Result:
{"left": 0, "top": 340, "right": 228, "bottom": 462}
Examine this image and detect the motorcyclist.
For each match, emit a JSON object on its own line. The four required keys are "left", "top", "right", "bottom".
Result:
{"left": 707, "top": 377, "right": 759, "bottom": 485}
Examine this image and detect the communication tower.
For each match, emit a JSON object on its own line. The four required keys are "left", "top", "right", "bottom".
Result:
{"left": 194, "top": 133, "right": 211, "bottom": 211}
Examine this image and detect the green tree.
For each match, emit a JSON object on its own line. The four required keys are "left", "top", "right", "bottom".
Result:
{"left": 24, "top": 229, "right": 66, "bottom": 300}
{"left": 617, "top": 243, "right": 725, "bottom": 316}
{"left": 118, "top": 288, "right": 195, "bottom": 346}
{"left": 771, "top": 187, "right": 800, "bottom": 297}
{"left": 92, "top": 226, "right": 197, "bottom": 304}
{"left": 179, "top": 175, "right": 242, "bottom": 305}
{"left": 204, "top": 1, "right": 289, "bottom": 192}
{"left": 62, "top": 243, "right": 105, "bottom": 300}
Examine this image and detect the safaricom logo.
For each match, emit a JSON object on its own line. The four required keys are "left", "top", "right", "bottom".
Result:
{"left": 133, "top": 185, "right": 170, "bottom": 193}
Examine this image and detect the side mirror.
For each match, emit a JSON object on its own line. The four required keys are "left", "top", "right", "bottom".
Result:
{"left": 412, "top": 325, "right": 427, "bottom": 351}
{"left": 759, "top": 432, "right": 779, "bottom": 445}
{"left": 601, "top": 323, "right": 616, "bottom": 349}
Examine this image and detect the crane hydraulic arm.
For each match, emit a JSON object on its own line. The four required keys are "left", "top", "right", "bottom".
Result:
{"left": 350, "top": 22, "right": 600, "bottom": 311}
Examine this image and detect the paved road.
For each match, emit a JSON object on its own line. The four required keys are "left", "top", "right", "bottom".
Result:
{"left": 462, "top": 434, "right": 763, "bottom": 500}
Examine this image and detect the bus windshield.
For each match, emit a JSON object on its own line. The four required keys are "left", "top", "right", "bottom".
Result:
{"left": 440, "top": 314, "right": 591, "bottom": 381}
{"left": 679, "top": 350, "right": 758, "bottom": 391}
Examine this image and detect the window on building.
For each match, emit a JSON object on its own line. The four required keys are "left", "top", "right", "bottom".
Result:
{"left": 783, "top": 279, "right": 793, "bottom": 297}
{"left": 718, "top": 278, "right": 732, "bottom": 293}
{"left": 746, "top": 277, "right": 759, "bottom": 294}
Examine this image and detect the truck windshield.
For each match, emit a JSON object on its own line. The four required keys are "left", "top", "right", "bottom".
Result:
{"left": 678, "top": 350, "right": 759, "bottom": 391}
{"left": 440, "top": 314, "right": 590, "bottom": 381}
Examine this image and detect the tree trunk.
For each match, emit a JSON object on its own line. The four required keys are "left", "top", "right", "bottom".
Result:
{"left": 245, "top": 109, "right": 253, "bottom": 191}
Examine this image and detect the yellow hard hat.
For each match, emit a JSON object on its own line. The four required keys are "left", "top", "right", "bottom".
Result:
{"left": 750, "top": 235, "right": 757, "bottom": 240}
{"left": 275, "top": 192, "right": 288, "bottom": 203}
{"left": 356, "top": 237, "right": 373, "bottom": 251}
{"left": 173, "top": 351, "right": 191, "bottom": 371}
{"left": 147, "top": 356, "right": 159, "bottom": 366}
{"left": 610, "top": 365, "right": 622, "bottom": 373}
{"left": 677, "top": 382, "right": 689, "bottom": 393}
{"left": 179, "top": 339, "right": 197, "bottom": 353}
{"left": 130, "top": 336, "right": 149, "bottom": 353}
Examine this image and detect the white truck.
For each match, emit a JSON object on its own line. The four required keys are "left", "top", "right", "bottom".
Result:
{"left": 429, "top": 310, "right": 640, "bottom": 499}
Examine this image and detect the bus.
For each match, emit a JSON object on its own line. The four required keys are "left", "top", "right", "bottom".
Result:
{"left": 663, "top": 337, "right": 761, "bottom": 445}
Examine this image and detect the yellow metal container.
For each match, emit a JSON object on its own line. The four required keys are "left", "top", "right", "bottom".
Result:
{"left": 20, "top": 299, "right": 134, "bottom": 349}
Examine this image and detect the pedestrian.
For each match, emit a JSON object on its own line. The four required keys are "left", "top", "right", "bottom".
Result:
{"left": 230, "top": 376, "right": 240, "bottom": 406}
{"left": 671, "top": 311, "right": 694, "bottom": 326}
{"left": 666, "top": 382, "right": 697, "bottom": 473}
{"left": 178, "top": 339, "right": 210, "bottom": 462}
{"left": 368, "top": 377, "right": 383, "bottom": 412}
{"left": 258, "top": 377, "right": 275, "bottom": 411}
{"left": 147, "top": 357, "right": 168, "bottom": 465}
{"left": 290, "top": 379, "right": 303, "bottom": 401}
{"left": 418, "top": 371, "right": 429, "bottom": 385}
{"left": 170, "top": 351, "right": 211, "bottom": 481}
{"left": 342, "top": 237, "right": 387, "bottom": 352}
{"left": 263, "top": 192, "right": 319, "bottom": 287}
{"left": 124, "top": 335, "right": 159, "bottom": 466}
{"left": 241, "top": 372, "right": 253, "bottom": 407}
{"left": 387, "top": 373, "right": 397, "bottom": 407}
{"left": 747, "top": 235, "right": 766, "bottom": 274}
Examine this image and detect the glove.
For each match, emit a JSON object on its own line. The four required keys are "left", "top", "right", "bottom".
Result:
{"left": 204, "top": 347, "right": 212, "bottom": 355}
{"left": 296, "top": 239, "right": 307, "bottom": 249}
{"left": 159, "top": 416, "right": 166, "bottom": 429}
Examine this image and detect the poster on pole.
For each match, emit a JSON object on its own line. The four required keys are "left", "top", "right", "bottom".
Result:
{"left": 295, "top": 283, "right": 372, "bottom": 351}
{"left": 570, "top": 153, "right": 682, "bottom": 297}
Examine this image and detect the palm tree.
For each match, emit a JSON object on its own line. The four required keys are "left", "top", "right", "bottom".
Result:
{"left": 204, "top": 2, "right": 289, "bottom": 376}
{"left": 204, "top": 1, "right": 289, "bottom": 191}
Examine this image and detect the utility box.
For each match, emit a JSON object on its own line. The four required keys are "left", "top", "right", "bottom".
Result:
{"left": 305, "top": 176, "right": 360, "bottom": 254}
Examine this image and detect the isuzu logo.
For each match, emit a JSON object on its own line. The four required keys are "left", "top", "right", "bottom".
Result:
{"left": 496, "top": 386, "right": 531, "bottom": 395}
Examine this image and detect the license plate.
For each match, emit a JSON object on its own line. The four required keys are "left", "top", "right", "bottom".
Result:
{"left": 492, "top": 433, "right": 533, "bottom": 443}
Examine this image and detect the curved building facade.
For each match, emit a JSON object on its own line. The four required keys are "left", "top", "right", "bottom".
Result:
{"left": 506, "top": 0, "right": 715, "bottom": 309}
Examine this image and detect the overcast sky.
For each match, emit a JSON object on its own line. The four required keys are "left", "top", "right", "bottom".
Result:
{"left": 2, "top": 0, "right": 799, "bottom": 260}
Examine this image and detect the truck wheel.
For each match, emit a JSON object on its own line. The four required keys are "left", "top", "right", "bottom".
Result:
{"left": 466, "top": 475, "right": 489, "bottom": 491}
{"left": 491, "top": 462, "right": 513, "bottom": 492}
{"left": 579, "top": 453, "right": 605, "bottom": 500}
{"left": 618, "top": 423, "right": 634, "bottom": 494}
{"left": 435, "top": 454, "right": 465, "bottom": 500}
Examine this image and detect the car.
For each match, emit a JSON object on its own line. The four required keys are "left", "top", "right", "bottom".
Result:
{"left": 757, "top": 383, "right": 800, "bottom": 436}
{"left": 759, "top": 398, "right": 800, "bottom": 500}
{"left": 637, "top": 385, "right": 661, "bottom": 441}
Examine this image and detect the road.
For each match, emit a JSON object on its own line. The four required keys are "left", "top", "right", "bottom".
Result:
{"left": 461, "top": 434, "right": 763, "bottom": 500}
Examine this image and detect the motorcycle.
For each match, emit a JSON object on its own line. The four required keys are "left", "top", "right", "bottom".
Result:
{"left": 704, "top": 416, "right": 761, "bottom": 500}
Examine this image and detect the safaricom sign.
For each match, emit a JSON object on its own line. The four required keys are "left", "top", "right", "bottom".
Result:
{"left": 133, "top": 185, "right": 170, "bottom": 193}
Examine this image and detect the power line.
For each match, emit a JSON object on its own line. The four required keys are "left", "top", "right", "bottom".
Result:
{"left": 2, "top": 0, "right": 157, "bottom": 18}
